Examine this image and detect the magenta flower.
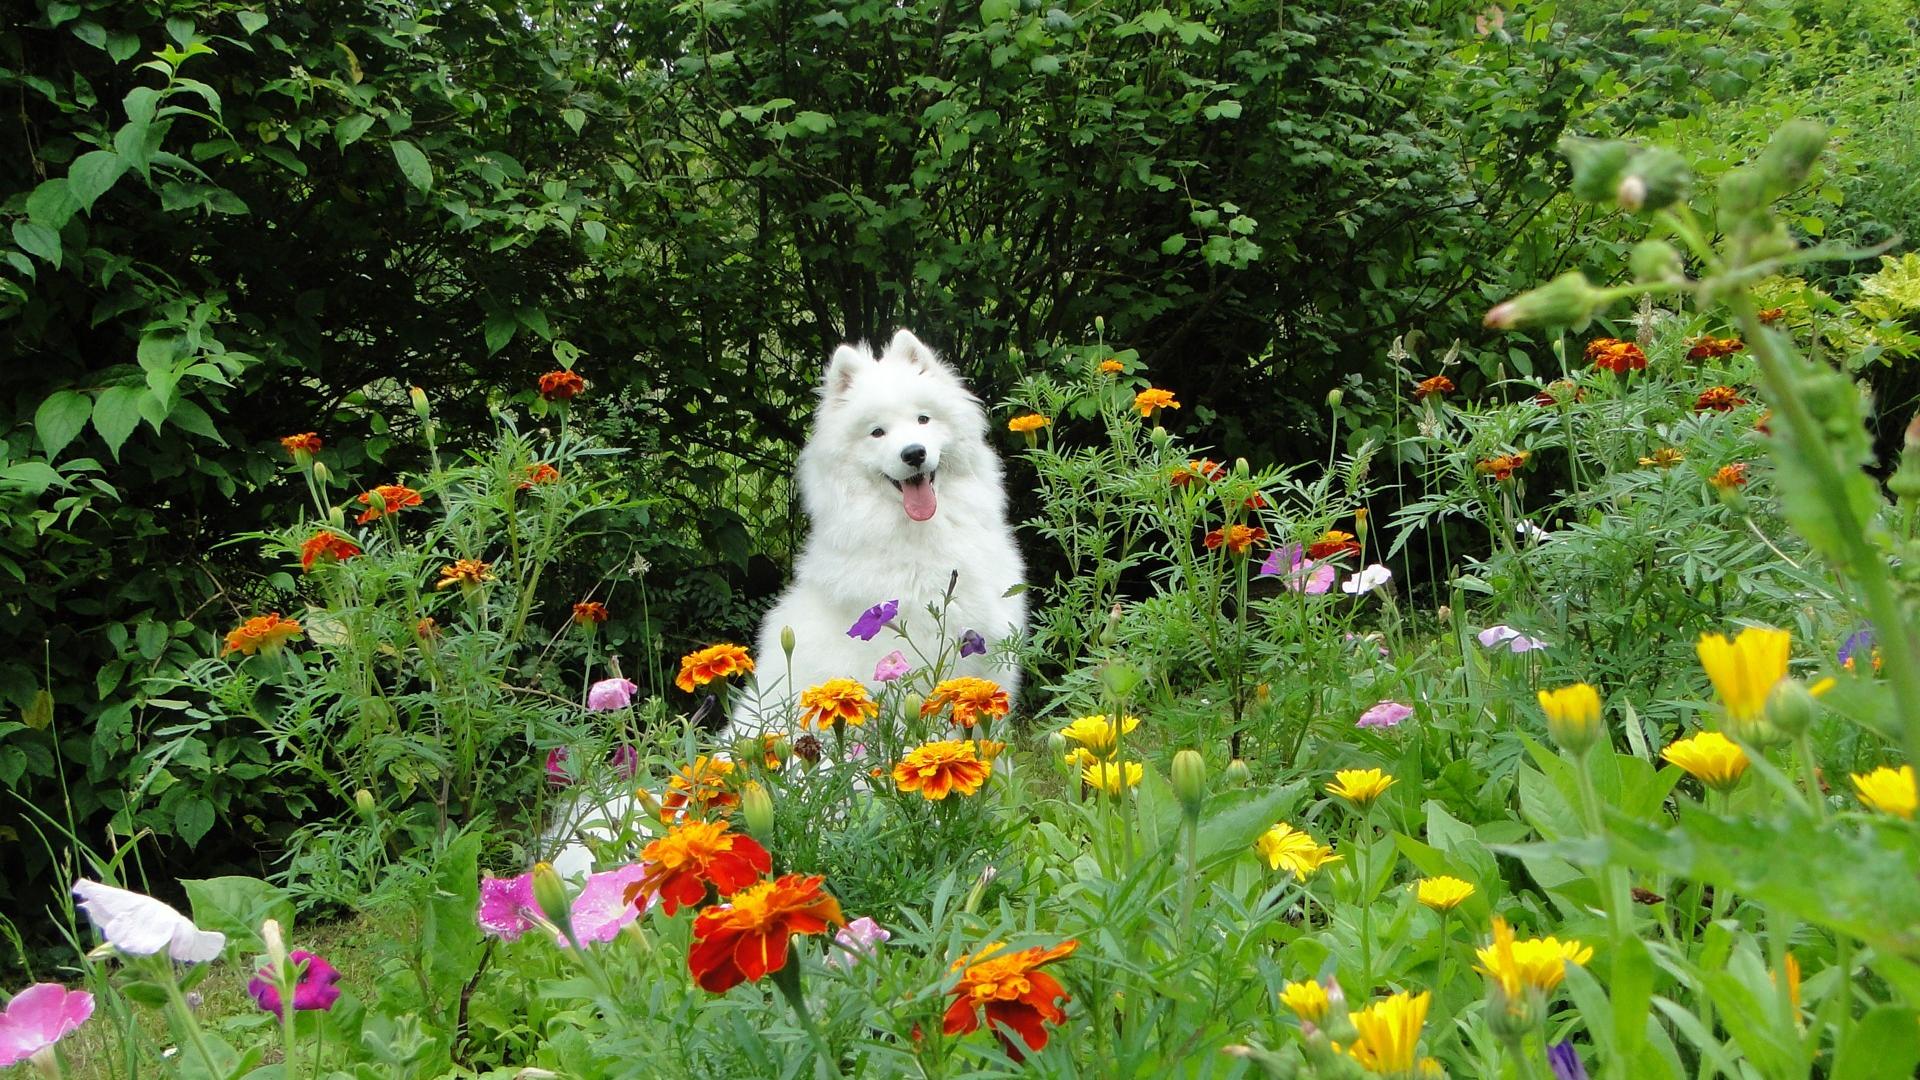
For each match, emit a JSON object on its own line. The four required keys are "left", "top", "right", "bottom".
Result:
{"left": 874, "top": 650, "right": 911, "bottom": 682}
{"left": 478, "top": 873, "right": 537, "bottom": 942}
{"left": 611, "top": 745, "right": 638, "bottom": 780}
{"left": 1357, "top": 701, "right": 1414, "bottom": 729}
{"left": 959, "top": 629, "right": 986, "bottom": 658}
{"left": 847, "top": 599, "right": 900, "bottom": 641}
{"left": 826, "top": 916, "right": 891, "bottom": 970}
{"left": 1477, "top": 625, "right": 1548, "bottom": 653}
{"left": 562, "top": 863, "right": 650, "bottom": 946}
{"left": 0, "top": 983, "right": 94, "bottom": 1067}
{"left": 545, "top": 747, "right": 572, "bottom": 787}
{"left": 1259, "top": 544, "right": 1335, "bottom": 594}
{"left": 587, "top": 677, "right": 638, "bottom": 711}
{"left": 247, "top": 950, "right": 342, "bottom": 1017}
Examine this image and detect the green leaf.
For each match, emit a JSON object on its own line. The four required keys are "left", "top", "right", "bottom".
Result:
{"left": 335, "top": 114, "right": 375, "bottom": 148}
{"left": 26, "top": 179, "right": 80, "bottom": 230}
{"left": 35, "top": 389, "right": 93, "bottom": 460}
{"left": 483, "top": 310, "right": 517, "bottom": 355}
{"left": 173, "top": 797, "right": 215, "bottom": 847}
{"left": 91, "top": 385, "right": 143, "bottom": 460}
{"left": 21, "top": 689, "right": 54, "bottom": 731}
{"left": 562, "top": 108, "right": 586, "bottom": 134}
{"left": 1834, "top": 1006, "right": 1920, "bottom": 1080}
{"left": 168, "top": 398, "right": 224, "bottom": 443}
{"left": 236, "top": 10, "right": 268, "bottom": 34}
{"left": 0, "top": 462, "right": 69, "bottom": 495}
{"left": 12, "top": 221, "right": 61, "bottom": 268}
{"left": 391, "top": 139, "right": 432, "bottom": 192}
{"left": 421, "top": 834, "right": 484, "bottom": 1004}
{"left": 183, "top": 876, "right": 294, "bottom": 951}
{"left": 69, "top": 150, "right": 128, "bottom": 212}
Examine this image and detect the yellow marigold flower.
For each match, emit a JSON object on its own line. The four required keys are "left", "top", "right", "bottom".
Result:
{"left": 1696, "top": 627, "right": 1790, "bottom": 729}
{"left": 1327, "top": 767, "right": 1396, "bottom": 807}
{"left": 1639, "top": 447, "right": 1685, "bottom": 468}
{"left": 1059, "top": 714, "right": 1141, "bottom": 757}
{"left": 1850, "top": 764, "right": 1916, "bottom": 819}
{"left": 1134, "top": 387, "right": 1180, "bottom": 417}
{"left": 1537, "top": 683, "right": 1603, "bottom": 755}
{"left": 892, "top": 739, "right": 991, "bottom": 800}
{"left": 1475, "top": 916, "right": 1592, "bottom": 1003}
{"left": 435, "top": 558, "right": 494, "bottom": 590}
{"left": 1345, "top": 991, "right": 1431, "bottom": 1075}
{"left": 973, "top": 739, "right": 1007, "bottom": 762}
{"left": 1662, "top": 730, "right": 1749, "bottom": 792}
{"left": 1099, "top": 358, "right": 1125, "bottom": 374}
{"left": 1255, "top": 822, "right": 1341, "bottom": 878}
{"left": 1082, "top": 760, "right": 1145, "bottom": 795}
{"left": 797, "top": 678, "right": 879, "bottom": 730}
{"left": 1062, "top": 746, "right": 1098, "bottom": 769}
{"left": 663, "top": 755, "right": 738, "bottom": 814}
{"left": 1007, "top": 413, "right": 1051, "bottom": 434}
{"left": 1710, "top": 462, "right": 1750, "bottom": 491}
{"left": 921, "top": 677, "right": 1011, "bottom": 729}
{"left": 1775, "top": 951, "right": 1802, "bottom": 1013}
{"left": 1416, "top": 876, "right": 1476, "bottom": 912}
{"left": 675, "top": 644, "right": 754, "bottom": 694}
{"left": 1279, "top": 979, "right": 1331, "bottom": 1023}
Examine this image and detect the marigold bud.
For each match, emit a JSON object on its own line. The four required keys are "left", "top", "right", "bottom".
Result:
{"left": 1354, "top": 508, "right": 1369, "bottom": 540}
{"left": 633, "top": 786, "right": 663, "bottom": 821}
{"left": 409, "top": 385, "right": 431, "bottom": 420}
{"left": 740, "top": 780, "right": 775, "bottom": 844}
{"left": 1150, "top": 425, "right": 1170, "bottom": 447}
{"left": 902, "top": 693, "right": 925, "bottom": 718}
{"left": 1326, "top": 388, "right": 1344, "bottom": 408}
{"left": 780, "top": 625, "right": 796, "bottom": 659}
{"left": 353, "top": 788, "right": 376, "bottom": 818}
{"left": 1537, "top": 683, "right": 1603, "bottom": 757}
{"left": 1764, "top": 679, "right": 1818, "bottom": 739}
{"left": 1483, "top": 271, "right": 1605, "bottom": 331}
{"left": 530, "top": 862, "right": 573, "bottom": 939}
{"left": 1224, "top": 758, "right": 1252, "bottom": 787}
{"left": 1171, "top": 750, "right": 1206, "bottom": 819}
{"left": 310, "top": 460, "right": 332, "bottom": 487}
{"left": 1234, "top": 457, "right": 1251, "bottom": 478}
{"left": 327, "top": 506, "right": 346, "bottom": 530}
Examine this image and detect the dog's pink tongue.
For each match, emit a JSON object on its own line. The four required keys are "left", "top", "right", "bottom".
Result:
{"left": 901, "top": 476, "right": 937, "bottom": 522}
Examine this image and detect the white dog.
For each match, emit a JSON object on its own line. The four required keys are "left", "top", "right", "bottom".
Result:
{"left": 728, "top": 329, "right": 1028, "bottom": 735}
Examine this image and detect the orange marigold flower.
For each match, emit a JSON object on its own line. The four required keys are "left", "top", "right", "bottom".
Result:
{"left": 1134, "top": 387, "right": 1180, "bottom": 417}
{"left": 627, "top": 818, "right": 772, "bottom": 916}
{"left": 1170, "top": 458, "right": 1226, "bottom": 487}
{"left": 759, "top": 734, "right": 787, "bottom": 770}
{"left": 1533, "top": 379, "right": 1586, "bottom": 407}
{"left": 687, "top": 873, "right": 844, "bottom": 993}
{"left": 1099, "top": 358, "right": 1125, "bottom": 374}
{"left": 675, "top": 644, "right": 754, "bottom": 693}
{"left": 355, "top": 483, "right": 423, "bottom": 523}
{"left": 1413, "top": 375, "right": 1455, "bottom": 400}
{"left": 1307, "top": 529, "right": 1361, "bottom": 559}
{"left": 415, "top": 616, "right": 439, "bottom": 641}
{"left": 1585, "top": 338, "right": 1647, "bottom": 374}
{"left": 224, "top": 613, "right": 303, "bottom": 656}
{"left": 538, "top": 370, "right": 585, "bottom": 401}
{"left": 572, "top": 601, "right": 609, "bottom": 625}
{"left": 1687, "top": 335, "right": 1745, "bottom": 361}
{"left": 1711, "top": 463, "right": 1750, "bottom": 490}
{"left": 799, "top": 678, "right": 879, "bottom": 730}
{"left": 1755, "top": 410, "right": 1773, "bottom": 435}
{"left": 300, "top": 531, "right": 361, "bottom": 572}
{"left": 1695, "top": 386, "right": 1748, "bottom": 412}
{"left": 974, "top": 739, "right": 1007, "bottom": 761}
{"left": 435, "top": 559, "right": 494, "bottom": 590}
{"left": 518, "top": 463, "right": 561, "bottom": 491}
{"left": 921, "top": 677, "right": 1011, "bottom": 729}
{"left": 1758, "top": 308, "right": 1786, "bottom": 325}
{"left": 662, "top": 755, "right": 738, "bottom": 814}
{"left": 1639, "top": 447, "right": 1685, "bottom": 469}
{"left": 891, "top": 740, "right": 992, "bottom": 800}
{"left": 1007, "top": 414, "right": 1050, "bottom": 434}
{"left": 943, "top": 940, "right": 1079, "bottom": 1060}
{"left": 1204, "top": 524, "right": 1268, "bottom": 554}
{"left": 280, "top": 432, "right": 323, "bottom": 457}
{"left": 1475, "top": 451, "right": 1532, "bottom": 482}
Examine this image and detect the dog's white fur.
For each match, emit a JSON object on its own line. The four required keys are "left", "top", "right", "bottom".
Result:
{"left": 727, "top": 329, "right": 1027, "bottom": 735}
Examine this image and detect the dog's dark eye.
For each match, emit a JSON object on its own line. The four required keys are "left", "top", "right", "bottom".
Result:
{"left": 917, "top": 414, "right": 930, "bottom": 425}
{"left": 870, "top": 427, "right": 885, "bottom": 438}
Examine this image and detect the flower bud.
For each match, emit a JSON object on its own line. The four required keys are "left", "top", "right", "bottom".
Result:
{"left": 1482, "top": 271, "right": 1605, "bottom": 331}
{"left": 1764, "top": 679, "right": 1818, "bottom": 739}
{"left": 409, "top": 385, "right": 431, "bottom": 420}
{"left": 633, "top": 786, "right": 664, "bottom": 823}
{"left": 1756, "top": 120, "right": 1828, "bottom": 196}
{"left": 310, "top": 460, "right": 332, "bottom": 487}
{"left": 1171, "top": 750, "right": 1206, "bottom": 819}
{"left": 1224, "top": 758, "right": 1253, "bottom": 787}
{"left": 353, "top": 788, "right": 376, "bottom": 818}
{"left": 731, "top": 736, "right": 763, "bottom": 764}
{"left": 780, "top": 625, "right": 796, "bottom": 659}
{"left": 1616, "top": 146, "right": 1690, "bottom": 212}
{"left": 1047, "top": 731, "right": 1070, "bottom": 759}
{"left": 962, "top": 864, "right": 998, "bottom": 914}
{"left": 530, "top": 862, "right": 573, "bottom": 939}
{"left": 1234, "top": 457, "right": 1251, "bottom": 478}
{"left": 1436, "top": 604, "right": 1453, "bottom": 624}
{"left": 1537, "top": 683, "right": 1603, "bottom": 757}
{"left": 1560, "top": 137, "right": 1637, "bottom": 203}
{"left": 1326, "top": 388, "right": 1344, "bottom": 408}
{"left": 1629, "top": 239, "right": 1684, "bottom": 284}
{"left": 1354, "top": 508, "right": 1369, "bottom": 540}
{"left": 1150, "top": 425, "right": 1170, "bottom": 448}
{"left": 260, "top": 918, "right": 288, "bottom": 971}
{"left": 740, "top": 780, "right": 775, "bottom": 845}
{"left": 903, "top": 693, "right": 925, "bottom": 719}
{"left": 327, "top": 505, "right": 346, "bottom": 531}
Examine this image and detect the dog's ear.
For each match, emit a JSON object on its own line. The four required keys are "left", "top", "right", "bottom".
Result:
{"left": 885, "top": 329, "right": 951, "bottom": 375}
{"left": 824, "top": 342, "right": 871, "bottom": 397}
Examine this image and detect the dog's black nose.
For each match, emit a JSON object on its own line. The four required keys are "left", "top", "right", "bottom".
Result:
{"left": 900, "top": 444, "right": 926, "bottom": 468}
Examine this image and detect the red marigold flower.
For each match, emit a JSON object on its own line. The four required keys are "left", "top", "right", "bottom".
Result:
{"left": 1711, "top": 463, "right": 1750, "bottom": 490}
{"left": 355, "top": 484, "right": 423, "bottom": 523}
{"left": 280, "top": 432, "right": 324, "bottom": 457}
{"left": 1413, "top": 375, "right": 1455, "bottom": 400}
{"left": 1686, "top": 336, "right": 1745, "bottom": 361}
{"left": 1306, "top": 529, "right": 1361, "bottom": 560}
{"left": 538, "top": 370, "right": 585, "bottom": 401}
{"left": 1758, "top": 308, "right": 1785, "bottom": 326}
{"left": 943, "top": 940, "right": 1079, "bottom": 1061}
{"left": 1203, "top": 524, "right": 1268, "bottom": 554}
{"left": 572, "top": 601, "right": 609, "bottom": 625}
{"left": 1244, "top": 491, "right": 1269, "bottom": 510}
{"left": 675, "top": 644, "right": 754, "bottom": 693}
{"left": 300, "top": 531, "right": 361, "bottom": 572}
{"left": 1585, "top": 338, "right": 1647, "bottom": 374}
{"left": 224, "top": 613, "right": 303, "bottom": 656}
{"left": 627, "top": 819, "right": 771, "bottom": 916}
{"left": 799, "top": 678, "right": 879, "bottom": 730}
{"left": 687, "top": 874, "right": 845, "bottom": 993}
{"left": 1474, "top": 451, "right": 1532, "bottom": 482}
{"left": 518, "top": 463, "right": 561, "bottom": 491}
{"left": 1170, "top": 458, "right": 1226, "bottom": 488}
{"left": 920, "top": 677, "right": 1011, "bottom": 729}
{"left": 891, "top": 739, "right": 992, "bottom": 800}
{"left": 1695, "top": 386, "right": 1748, "bottom": 412}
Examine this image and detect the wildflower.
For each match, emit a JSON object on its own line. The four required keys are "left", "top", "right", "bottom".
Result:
{"left": 300, "top": 531, "right": 361, "bottom": 571}
{"left": 959, "top": 629, "right": 987, "bottom": 658}
{"left": 1548, "top": 1042, "right": 1591, "bottom": 1080}
{"left": 1710, "top": 463, "right": 1750, "bottom": 491}
{"left": 1327, "top": 767, "right": 1396, "bottom": 806}
{"left": 630, "top": 819, "right": 772, "bottom": 915}
{"left": 587, "top": 677, "right": 638, "bottom": 711}
{"left": 1697, "top": 627, "right": 1791, "bottom": 730}
{"left": 223, "top": 613, "right": 303, "bottom": 656}
{"left": 674, "top": 644, "right": 753, "bottom": 693}
{"left": 1357, "top": 701, "right": 1413, "bottom": 729}
{"left": 1134, "top": 387, "right": 1180, "bottom": 416}
{"left": 1007, "top": 414, "right": 1050, "bottom": 434}
{"left": 827, "top": 916, "right": 891, "bottom": 970}
{"left": 943, "top": 940, "right": 1078, "bottom": 1059}
{"left": 1255, "top": 822, "right": 1341, "bottom": 878}
{"left": 1099, "top": 358, "right": 1125, "bottom": 374}
{"left": 538, "top": 370, "right": 585, "bottom": 401}
{"left": 1537, "top": 683, "right": 1604, "bottom": 755}
{"left": 280, "top": 432, "right": 324, "bottom": 458}
{"left": 847, "top": 599, "right": 899, "bottom": 641}
{"left": 1204, "top": 524, "right": 1268, "bottom": 554}
{"left": 518, "top": 463, "right": 562, "bottom": 490}
{"left": 800, "top": 678, "right": 878, "bottom": 730}
{"left": 0, "top": 983, "right": 94, "bottom": 1067}
{"left": 1171, "top": 458, "right": 1226, "bottom": 487}
{"left": 1279, "top": 979, "right": 1331, "bottom": 1023}
{"left": 893, "top": 740, "right": 992, "bottom": 799}
{"left": 1082, "top": 760, "right": 1145, "bottom": 794}
{"left": 1340, "top": 563, "right": 1393, "bottom": 595}
{"left": 572, "top": 601, "right": 609, "bottom": 625}
{"left": 1475, "top": 451, "right": 1532, "bottom": 481}
{"left": 1585, "top": 338, "right": 1647, "bottom": 374}
{"left": 1417, "top": 876, "right": 1476, "bottom": 912}
{"left": 248, "top": 950, "right": 342, "bottom": 1017}
{"left": 1059, "top": 714, "right": 1141, "bottom": 757}
{"left": 1478, "top": 625, "right": 1548, "bottom": 652}
{"left": 545, "top": 747, "right": 572, "bottom": 786}
{"left": 71, "top": 880, "right": 226, "bottom": 962}
{"left": 1307, "top": 530, "right": 1361, "bottom": 559}
{"left": 1850, "top": 765, "right": 1916, "bottom": 819}
{"left": 1345, "top": 991, "right": 1431, "bottom": 1075}
{"left": 1687, "top": 335, "right": 1745, "bottom": 361}
{"left": 1639, "top": 447, "right": 1685, "bottom": 468}
{"left": 564, "top": 863, "right": 650, "bottom": 945}
{"left": 687, "top": 874, "right": 845, "bottom": 993}
{"left": 478, "top": 874, "right": 539, "bottom": 941}
{"left": 1476, "top": 917, "right": 1593, "bottom": 999}
{"left": 611, "top": 745, "right": 638, "bottom": 779}
{"left": 1695, "top": 386, "right": 1748, "bottom": 412}
{"left": 436, "top": 558, "right": 494, "bottom": 590}
{"left": 1260, "top": 544, "right": 1337, "bottom": 594}
{"left": 874, "top": 650, "right": 911, "bottom": 681}
{"left": 1758, "top": 308, "right": 1786, "bottom": 325}
{"left": 1662, "top": 731, "right": 1749, "bottom": 792}
{"left": 921, "top": 677, "right": 1011, "bottom": 729}
{"left": 1413, "top": 375, "right": 1455, "bottom": 400}
{"left": 662, "top": 755, "right": 738, "bottom": 814}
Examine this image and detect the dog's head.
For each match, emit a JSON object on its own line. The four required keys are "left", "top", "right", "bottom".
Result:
{"left": 811, "top": 329, "right": 985, "bottom": 523}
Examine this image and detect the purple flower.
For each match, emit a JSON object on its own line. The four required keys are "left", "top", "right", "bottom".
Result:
{"left": 247, "top": 950, "right": 342, "bottom": 1017}
{"left": 959, "top": 629, "right": 987, "bottom": 657}
{"left": 1477, "top": 625, "right": 1549, "bottom": 653}
{"left": 0, "top": 983, "right": 94, "bottom": 1067}
{"left": 1839, "top": 626, "right": 1875, "bottom": 667}
{"left": 587, "top": 677, "right": 638, "bottom": 711}
{"left": 826, "top": 916, "right": 891, "bottom": 970}
{"left": 847, "top": 599, "right": 900, "bottom": 641}
{"left": 545, "top": 747, "right": 572, "bottom": 787}
{"left": 478, "top": 873, "right": 537, "bottom": 942}
{"left": 1259, "top": 544, "right": 1336, "bottom": 594}
{"left": 562, "top": 863, "right": 650, "bottom": 946}
{"left": 610, "top": 745, "right": 639, "bottom": 780}
{"left": 1357, "top": 701, "right": 1414, "bottom": 729}
{"left": 874, "top": 650, "right": 911, "bottom": 682}
{"left": 1547, "top": 1042, "right": 1589, "bottom": 1080}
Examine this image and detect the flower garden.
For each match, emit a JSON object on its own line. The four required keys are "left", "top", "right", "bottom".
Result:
{"left": 7, "top": 8, "right": 1920, "bottom": 1080}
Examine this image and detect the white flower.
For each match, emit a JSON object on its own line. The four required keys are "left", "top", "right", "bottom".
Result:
{"left": 71, "top": 880, "right": 226, "bottom": 963}
{"left": 1476, "top": 624, "right": 1549, "bottom": 652}
{"left": 1340, "top": 563, "right": 1393, "bottom": 595}
{"left": 1515, "top": 521, "right": 1549, "bottom": 542}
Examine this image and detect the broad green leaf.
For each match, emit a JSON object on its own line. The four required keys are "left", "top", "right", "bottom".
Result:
{"left": 391, "top": 139, "right": 432, "bottom": 192}
{"left": 12, "top": 221, "right": 61, "bottom": 268}
{"left": 91, "top": 385, "right": 143, "bottom": 460}
{"left": 35, "top": 389, "right": 93, "bottom": 460}
{"left": 483, "top": 310, "right": 517, "bottom": 355}
{"left": 335, "top": 113, "right": 375, "bottom": 148}
{"left": 26, "top": 179, "right": 80, "bottom": 230}
{"left": 235, "top": 10, "right": 268, "bottom": 34}
{"left": 1833, "top": 1005, "right": 1920, "bottom": 1080}
{"left": 173, "top": 797, "right": 215, "bottom": 847}
{"left": 183, "top": 876, "right": 294, "bottom": 952}
{"left": 0, "top": 462, "right": 68, "bottom": 495}
{"left": 68, "top": 150, "right": 127, "bottom": 211}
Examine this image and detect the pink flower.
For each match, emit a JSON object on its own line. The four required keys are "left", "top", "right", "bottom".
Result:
{"left": 246, "top": 950, "right": 342, "bottom": 1017}
{"left": 1477, "top": 625, "right": 1548, "bottom": 653}
{"left": 874, "top": 650, "right": 911, "bottom": 682}
{"left": 1259, "top": 544, "right": 1336, "bottom": 594}
{"left": 545, "top": 747, "right": 572, "bottom": 787}
{"left": 611, "top": 745, "right": 638, "bottom": 779}
{"left": 1357, "top": 701, "right": 1414, "bottom": 729}
{"left": 561, "top": 863, "right": 650, "bottom": 946}
{"left": 587, "top": 677, "right": 638, "bottom": 711}
{"left": 478, "top": 873, "right": 537, "bottom": 942}
{"left": 826, "top": 916, "right": 890, "bottom": 970}
{"left": 0, "top": 983, "right": 94, "bottom": 1067}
